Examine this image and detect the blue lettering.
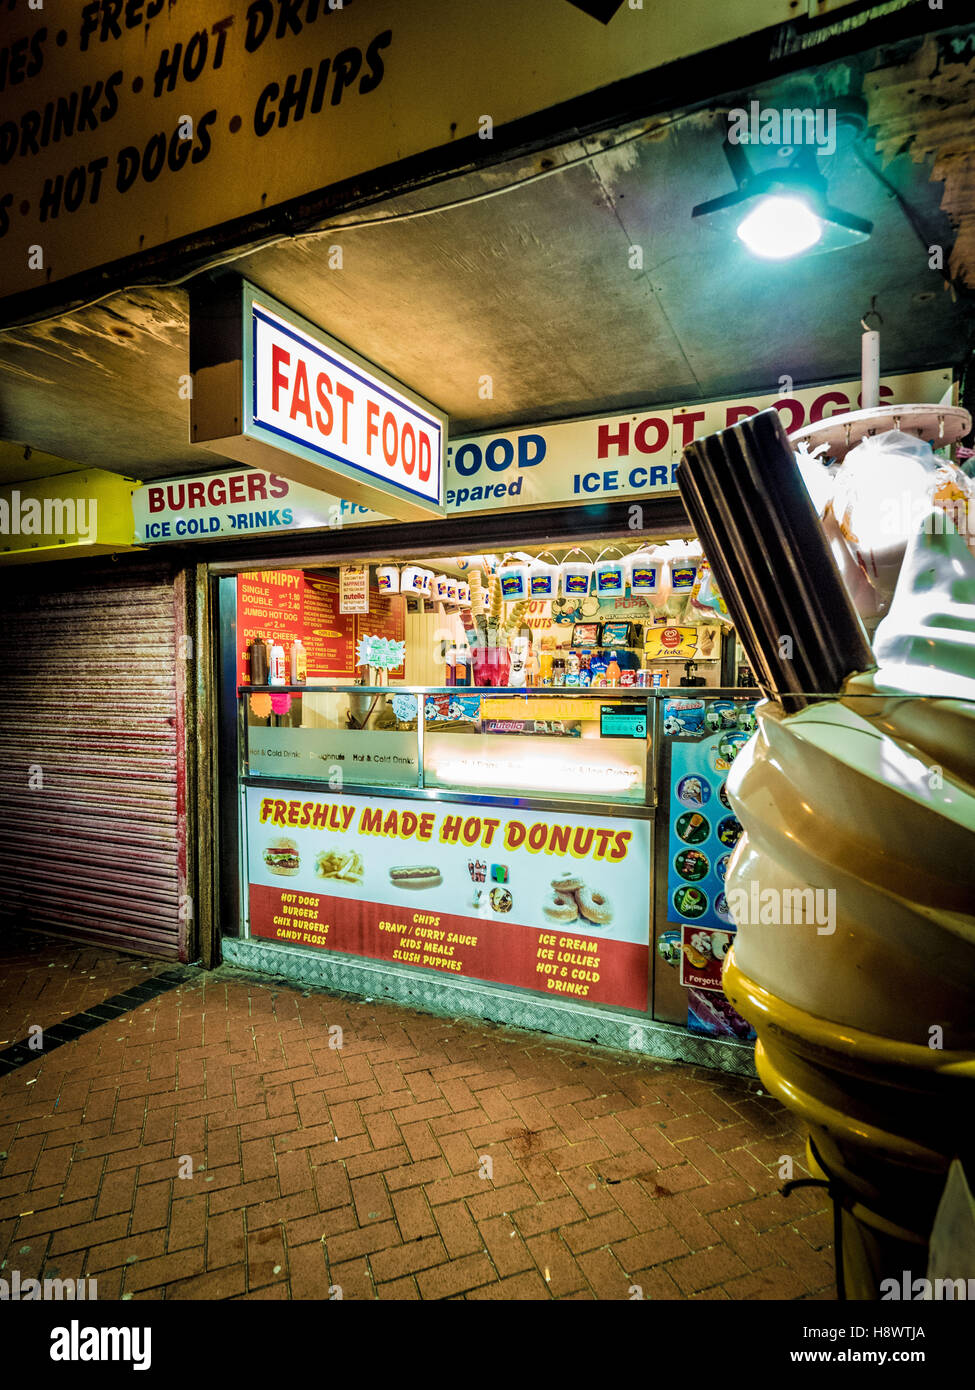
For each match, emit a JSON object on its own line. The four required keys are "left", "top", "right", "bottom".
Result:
{"left": 628, "top": 466, "right": 647, "bottom": 489}
{"left": 281, "top": 508, "right": 293, "bottom": 524}
{"left": 485, "top": 438, "right": 514, "bottom": 472}
{"left": 453, "top": 444, "right": 482, "bottom": 477}
{"left": 603, "top": 471, "right": 619, "bottom": 490}
{"left": 518, "top": 434, "right": 545, "bottom": 468}
{"left": 649, "top": 465, "right": 669, "bottom": 487}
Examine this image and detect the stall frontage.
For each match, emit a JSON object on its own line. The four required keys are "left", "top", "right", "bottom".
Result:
{"left": 206, "top": 529, "right": 758, "bottom": 1072}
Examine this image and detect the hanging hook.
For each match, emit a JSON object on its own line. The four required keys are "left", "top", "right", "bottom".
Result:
{"left": 860, "top": 295, "right": 883, "bottom": 331}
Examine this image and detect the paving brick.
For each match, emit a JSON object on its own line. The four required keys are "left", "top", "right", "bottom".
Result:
{"left": 667, "top": 1245, "right": 749, "bottom": 1295}
{"left": 562, "top": 1209, "right": 638, "bottom": 1255}
{"left": 391, "top": 1187, "right": 438, "bottom": 1242}
{"left": 513, "top": 1195, "right": 584, "bottom": 1239}
{"left": 610, "top": 1226, "right": 689, "bottom": 1275}
{"left": 323, "top": 1220, "right": 401, "bottom": 1265}
{"left": 351, "top": 1173, "right": 393, "bottom": 1227}
{"left": 124, "top": 1245, "right": 205, "bottom": 1293}
{"left": 433, "top": 1200, "right": 484, "bottom": 1258}
{"left": 206, "top": 1209, "right": 246, "bottom": 1270}
{"left": 168, "top": 1194, "right": 207, "bottom": 1251}
{"left": 416, "top": 1254, "right": 498, "bottom": 1300}
{"left": 247, "top": 1224, "right": 288, "bottom": 1290}
{"left": 369, "top": 1234, "right": 448, "bottom": 1283}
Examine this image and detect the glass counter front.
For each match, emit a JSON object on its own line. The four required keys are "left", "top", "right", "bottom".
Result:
{"left": 241, "top": 685, "right": 654, "bottom": 807}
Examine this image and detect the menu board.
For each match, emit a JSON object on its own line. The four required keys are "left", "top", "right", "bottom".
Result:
{"left": 660, "top": 695, "right": 759, "bottom": 1040}
{"left": 245, "top": 787, "right": 651, "bottom": 1012}
{"left": 237, "top": 569, "right": 404, "bottom": 683}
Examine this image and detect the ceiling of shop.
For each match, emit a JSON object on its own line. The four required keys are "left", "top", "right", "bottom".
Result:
{"left": 0, "top": 34, "right": 972, "bottom": 488}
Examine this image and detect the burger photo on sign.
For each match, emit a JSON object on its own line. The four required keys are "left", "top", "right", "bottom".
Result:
{"left": 264, "top": 838, "right": 300, "bottom": 876}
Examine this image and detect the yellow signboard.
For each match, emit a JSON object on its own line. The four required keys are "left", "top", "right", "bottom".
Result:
{"left": 0, "top": 468, "right": 139, "bottom": 564}
{"left": 0, "top": 0, "right": 793, "bottom": 304}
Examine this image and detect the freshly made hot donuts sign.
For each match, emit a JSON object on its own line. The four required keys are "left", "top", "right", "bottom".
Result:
{"left": 246, "top": 788, "right": 651, "bottom": 1011}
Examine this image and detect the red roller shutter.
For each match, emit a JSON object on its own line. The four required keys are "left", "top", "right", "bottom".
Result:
{"left": 0, "top": 557, "right": 189, "bottom": 959}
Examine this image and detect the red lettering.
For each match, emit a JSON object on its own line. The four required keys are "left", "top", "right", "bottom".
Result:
{"left": 290, "top": 359, "right": 313, "bottom": 427}
{"left": 315, "top": 372, "right": 334, "bottom": 435}
{"left": 809, "top": 392, "right": 848, "bottom": 424}
{"left": 336, "top": 383, "right": 353, "bottom": 444}
{"left": 725, "top": 405, "right": 757, "bottom": 427}
{"left": 147, "top": 486, "right": 164, "bottom": 513}
{"left": 207, "top": 478, "right": 227, "bottom": 506}
{"left": 774, "top": 398, "right": 805, "bottom": 433}
{"left": 268, "top": 474, "right": 290, "bottom": 499}
{"left": 247, "top": 473, "right": 268, "bottom": 501}
{"left": 228, "top": 474, "right": 246, "bottom": 503}
{"left": 401, "top": 422, "right": 416, "bottom": 474}
{"left": 365, "top": 399, "right": 379, "bottom": 455}
{"left": 418, "top": 431, "right": 431, "bottom": 483}
{"left": 633, "top": 417, "right": 668, "bottom": 454}
{"left": 187, "top": 481, "right": 205, "bottom": 508}
{"left": 597, "top": 421, "right": 629, "bottom": 459}
{"left": 673, "top": 410, "right": 706, "bottom": 447}
{"left": 382, "top": 411, "right": 397, "bottom": 466}
{"left": 271, "top": 344, "right": 290, "bottom": 412}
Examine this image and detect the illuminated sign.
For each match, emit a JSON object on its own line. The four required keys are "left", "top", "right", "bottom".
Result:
{"left": 190, "top": 279, "right": 446, "bottom": 522}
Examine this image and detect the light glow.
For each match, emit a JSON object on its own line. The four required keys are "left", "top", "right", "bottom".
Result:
{"left": 736, "top": 195, "right": 823, "bottom": 259}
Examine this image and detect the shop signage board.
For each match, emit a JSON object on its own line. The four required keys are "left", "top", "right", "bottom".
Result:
{"left": 190, "top": 281, "right": 446, "bottom": 521}
{"left": 1, "top": 0, "right": 794, "bottom": 308}
{"left": 339, "top": 565, "right": 369, "bottom": 614}
{"left": 441, "top": 369, "right": 954, "bottom": 514}
{"left": 1, "top": 467, "right": 139, "bottom": 564}
{"left": 237, "top": 568, "right": 404, "bottom": 683}
{"left": 661, "top": 693, "right": 759, "bottom": 1038}
{"left": 135, "top": 369, "right": 952, "bottom": 542}
{"left": 245, "top": 786, "right": 651, "bottom": 1012}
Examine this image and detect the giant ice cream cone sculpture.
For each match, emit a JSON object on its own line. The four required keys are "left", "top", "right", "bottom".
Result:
{"left": 678, "top": 409, "right": 975, "bottom": 1300}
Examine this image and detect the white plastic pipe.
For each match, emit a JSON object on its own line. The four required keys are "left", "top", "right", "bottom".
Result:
{"left": 861, "top": 327, "right": 880, "bottom": 410}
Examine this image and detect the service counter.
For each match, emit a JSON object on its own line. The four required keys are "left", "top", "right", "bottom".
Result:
{"left": 225, "top": 684, "right": 759, "bottom": 1073}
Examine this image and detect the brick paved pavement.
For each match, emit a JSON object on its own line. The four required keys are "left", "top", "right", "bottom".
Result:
{"left": 0, "top": 928, "right": 835, "bottom": 1300}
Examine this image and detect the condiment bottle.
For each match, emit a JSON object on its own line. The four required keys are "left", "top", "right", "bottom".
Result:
{"left": 290, "top": 638, "right": 307, "bottom": 685}
{"left": 269, "top": 638, "right": 287, "bottom": 686}
{"left": 248, "top": 636, "right": 268, "bottom": 686}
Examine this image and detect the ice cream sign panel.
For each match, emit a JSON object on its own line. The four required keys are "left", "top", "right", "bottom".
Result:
{"left": 190, "top": 279, "right": 446, "bottom": 523}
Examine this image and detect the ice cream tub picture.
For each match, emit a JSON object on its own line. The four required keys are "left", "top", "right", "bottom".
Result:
{"left": 528, "top": 554, "right": 559, "bottom": 598}
{"left": 497, "top": 557, "right": 529, "bottom": 600}
{"left": 593, "top": 547, "right": 627, "bottom": 597}
{"left": 628, "top": 553, "right": 661, "bottom": 596}
{"left": 670, "top": 563, "right": 700, "bottom": 593}
{"left": 680, "top": 927, "right": 735, "bottom": 991}
{"left": 560, "top": 550, "right": 593, "bottom": 597}
{"left": 676, "top": 775, "right": 710, "bottom": 807}
{"left": 376, "top": 564, "right": 399, "bottom": 593}
{"left": 399, "top": 564, "right": 427, "bottom": 594}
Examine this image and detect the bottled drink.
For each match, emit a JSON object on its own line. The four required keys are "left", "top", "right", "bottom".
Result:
{"left": 606, "top": 651, "right": 622, "bottom": 687}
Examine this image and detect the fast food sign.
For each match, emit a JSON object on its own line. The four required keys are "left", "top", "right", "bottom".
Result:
{"left": 190, "top": 278, "right": 446, "bottom": 522}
